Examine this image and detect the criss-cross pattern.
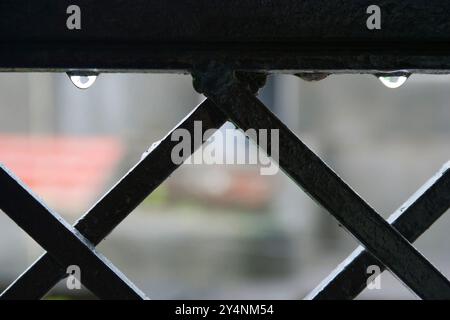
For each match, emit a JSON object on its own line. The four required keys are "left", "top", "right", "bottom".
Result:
{"left": 1, "top": 72, "right": 449, "bottom": 300}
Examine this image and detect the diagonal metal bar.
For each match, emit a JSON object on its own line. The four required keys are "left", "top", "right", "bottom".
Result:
{"left": 1, "top": 99, "right": 227, "bottom": 300}
{"left": 199, "top": 73, "right": 450, "bottom": 299}
{"left": 306, "top": 162, "right": 450, "bottom": 300}
{"left": 0, "top": 165, "right": 147, "bottom": 300}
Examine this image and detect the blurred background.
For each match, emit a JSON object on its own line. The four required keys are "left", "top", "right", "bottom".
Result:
{"left": 0, "top": 72, "right": 450, "bottom": 299}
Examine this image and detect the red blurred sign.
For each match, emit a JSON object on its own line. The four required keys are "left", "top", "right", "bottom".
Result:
{"left": 0, "top": 134, "right": 123, "bottom": 214}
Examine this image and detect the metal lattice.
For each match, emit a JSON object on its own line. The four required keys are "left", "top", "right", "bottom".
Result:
{"left": 1, "top": 0, "right": 450, "bottom": 300}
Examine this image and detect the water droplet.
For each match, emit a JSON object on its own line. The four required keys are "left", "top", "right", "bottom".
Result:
{"left": 67, "top": 72, "right": 98, "bottom": 89}
{"left": 377, "top": 74, "right": 409, "bottom": 89}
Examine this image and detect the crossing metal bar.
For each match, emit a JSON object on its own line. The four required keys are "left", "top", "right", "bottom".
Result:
{"left": 0, "top": 165, "right": 147, "bottom": 300}
{"left": 195, "top": 69, "right": 450, "bottom": 299}
{"left": 0, "top": 100, "right": 227, "bottom": 299}
{"left": 307, "top": 162, "right": 450, "bottom": 299}
{"left": 2, "top": 0, "right": 450, "bottom": 72}
{"left": 2, "top": 0, "right": 450, "bottom": 300}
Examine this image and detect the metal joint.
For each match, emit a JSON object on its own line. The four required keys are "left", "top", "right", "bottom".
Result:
{"left": 192, "top": 63, "right": 267, "bottom": 96}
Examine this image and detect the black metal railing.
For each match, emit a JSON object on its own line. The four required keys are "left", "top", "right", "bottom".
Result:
{"left": 1, "top": 0, "right": 450, "bottom": 300}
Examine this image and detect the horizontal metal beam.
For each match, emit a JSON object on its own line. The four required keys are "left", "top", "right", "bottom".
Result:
{"left": 2, "top": 1, "right": 450, "bottom": 72}
{"left": 3, "top": 0, "right": 449, "bottom": 42}
{"left": 307, "top": 162, "right": 450, "bottom": 299}
{"left": 1, "top": 99, "right": 227, "bottom": 299}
